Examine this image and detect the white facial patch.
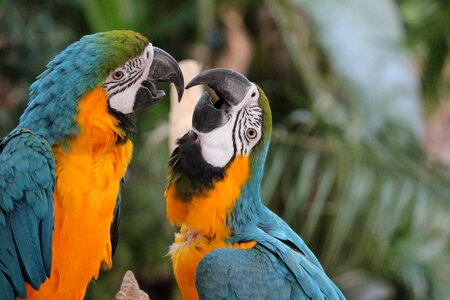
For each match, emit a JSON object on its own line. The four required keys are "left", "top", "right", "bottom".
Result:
{"left": 104, "top": 44, "right": 154, "bottom": 114}
{"left": 196, "top": 84, "right": 263, "bottom": 168}
{"left": 195, "top": 121, "right": 235, "bottom": 168}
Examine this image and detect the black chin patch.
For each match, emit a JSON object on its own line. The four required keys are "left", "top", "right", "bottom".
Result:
{"left": 108, "top": 107, "right": 136, "bottom": 143}
{"left": 168, "top": 131, "right": 226, "bottom": 201}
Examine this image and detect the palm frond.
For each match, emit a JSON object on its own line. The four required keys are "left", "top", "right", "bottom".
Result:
{"left": 263, "top": 0, "right": 450, "bottom": 299}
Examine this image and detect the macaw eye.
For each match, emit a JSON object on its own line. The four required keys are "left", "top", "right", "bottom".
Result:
{"left": 246, "top": 128, "right": 258, "bottom": 139}
{"left": 112, "top": 71, "right": 124, "bottom": 80}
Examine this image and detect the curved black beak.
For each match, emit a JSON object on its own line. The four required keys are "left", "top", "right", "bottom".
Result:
{"left": 133, "top": 47, "right": 184, "bottom": 112}
{"left": 192, "top": 92, "right": 230, "bottom": 133}
{"left": 149, "top": 47, "right": 184, "bottom": 101}
{"left": 186, "top": 68, "right": 252, "bottom": 107}
{"left": 186, "top": 68, "right": 253, "bottom": 133}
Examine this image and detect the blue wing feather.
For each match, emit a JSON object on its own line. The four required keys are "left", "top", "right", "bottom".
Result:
{"left": 0, "top": 220, "right": 25, "bottom": 297}
{"left": 196, "top": 239, "right": 345, "bottom": 300}
{"left": 0, "top": 129, "right": 55, "bottom": 299}
{"left": 199, "top": 205, "right": 345, "bottom": 300}
{"left": 259, "top": 207, "right": 324, "bottom": 270}
{"left": 196, "top": 245, "right": 304, "bottom": 300}
{"left": 0, "top": 271, "right": 15, "bottom": 300}
{"left": 258, "top": 208, "right": 345, "bottom": 299}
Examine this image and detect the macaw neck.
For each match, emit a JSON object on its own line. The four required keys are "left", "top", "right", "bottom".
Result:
{"left": 227, "top": 177, "right": 262, "bottom": 219}
{"left": 166, "top": 155, "right": 256, "bottom": 240}
{"left": 18, "top": 98, "right": 79, "bottom": 146}
{"left": 227, "top": 146, "right": 268, "bottom": 234}
{"left": 17, "top": 57, "right": 100, "bottom": 145}
{"left": 17, "top": 87, "right": 127, "bottom": 147}
{"left": 166, "top": 141, "right": 270, "bottom": 241}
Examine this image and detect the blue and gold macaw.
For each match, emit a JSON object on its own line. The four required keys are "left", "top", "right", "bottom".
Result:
{"left": 0, "top": 30, "right": 183, "bottom": 299}
{"left": 166, "top": 68, "right": 345, "bottom": 299}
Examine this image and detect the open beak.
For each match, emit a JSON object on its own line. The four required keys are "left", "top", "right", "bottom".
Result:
{"left": 186, "top": 68, "right": 253, "bottom": 133}
{"left": 133, "top": 47, "right": 184, "bottom": 111}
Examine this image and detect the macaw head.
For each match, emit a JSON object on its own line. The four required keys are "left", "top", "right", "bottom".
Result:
{"left": 19, "top": 30, "right": 184, "bottom": 145}
{"left": 186, "top": 68, "right": 271, "bottom": 174}
{"left": 166, "top": 68, "right": 272, "bottom": 235}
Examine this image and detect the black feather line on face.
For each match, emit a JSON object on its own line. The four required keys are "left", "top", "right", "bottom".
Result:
{"left": 167, "top": 131, "right": 226, "bottom": 201}
{"left": 108, "top": 107, "right": 136, "bottom": 143}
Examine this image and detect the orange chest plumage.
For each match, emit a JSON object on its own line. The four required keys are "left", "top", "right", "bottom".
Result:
{"left": 23, "top": 87, "right": 133, "bottom": 300}
{"left": 166, "top": 156, "right": 255, "bottom": 300}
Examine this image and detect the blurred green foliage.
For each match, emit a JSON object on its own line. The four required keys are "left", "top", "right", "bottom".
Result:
{"left": 1, "top": 0, "right": 449, "bottom": 299}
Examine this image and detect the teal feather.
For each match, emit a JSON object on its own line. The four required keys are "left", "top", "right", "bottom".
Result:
{"left": 0, "top": 129, "right": 55, "bottom": 298}
{"left": 40, "top": 192, "right": 53, "bottom": 276}
{"left": 10, "top": 204, "right": 48, "bottom": 288}
{"left": 0, "top": 226, "right": 23, "bottom": 298}
{"left": 0, "top": 190, "right": 14, "bottom": 212}
{"left": 196, "top": 245, "right": 303, "bottom": 300}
